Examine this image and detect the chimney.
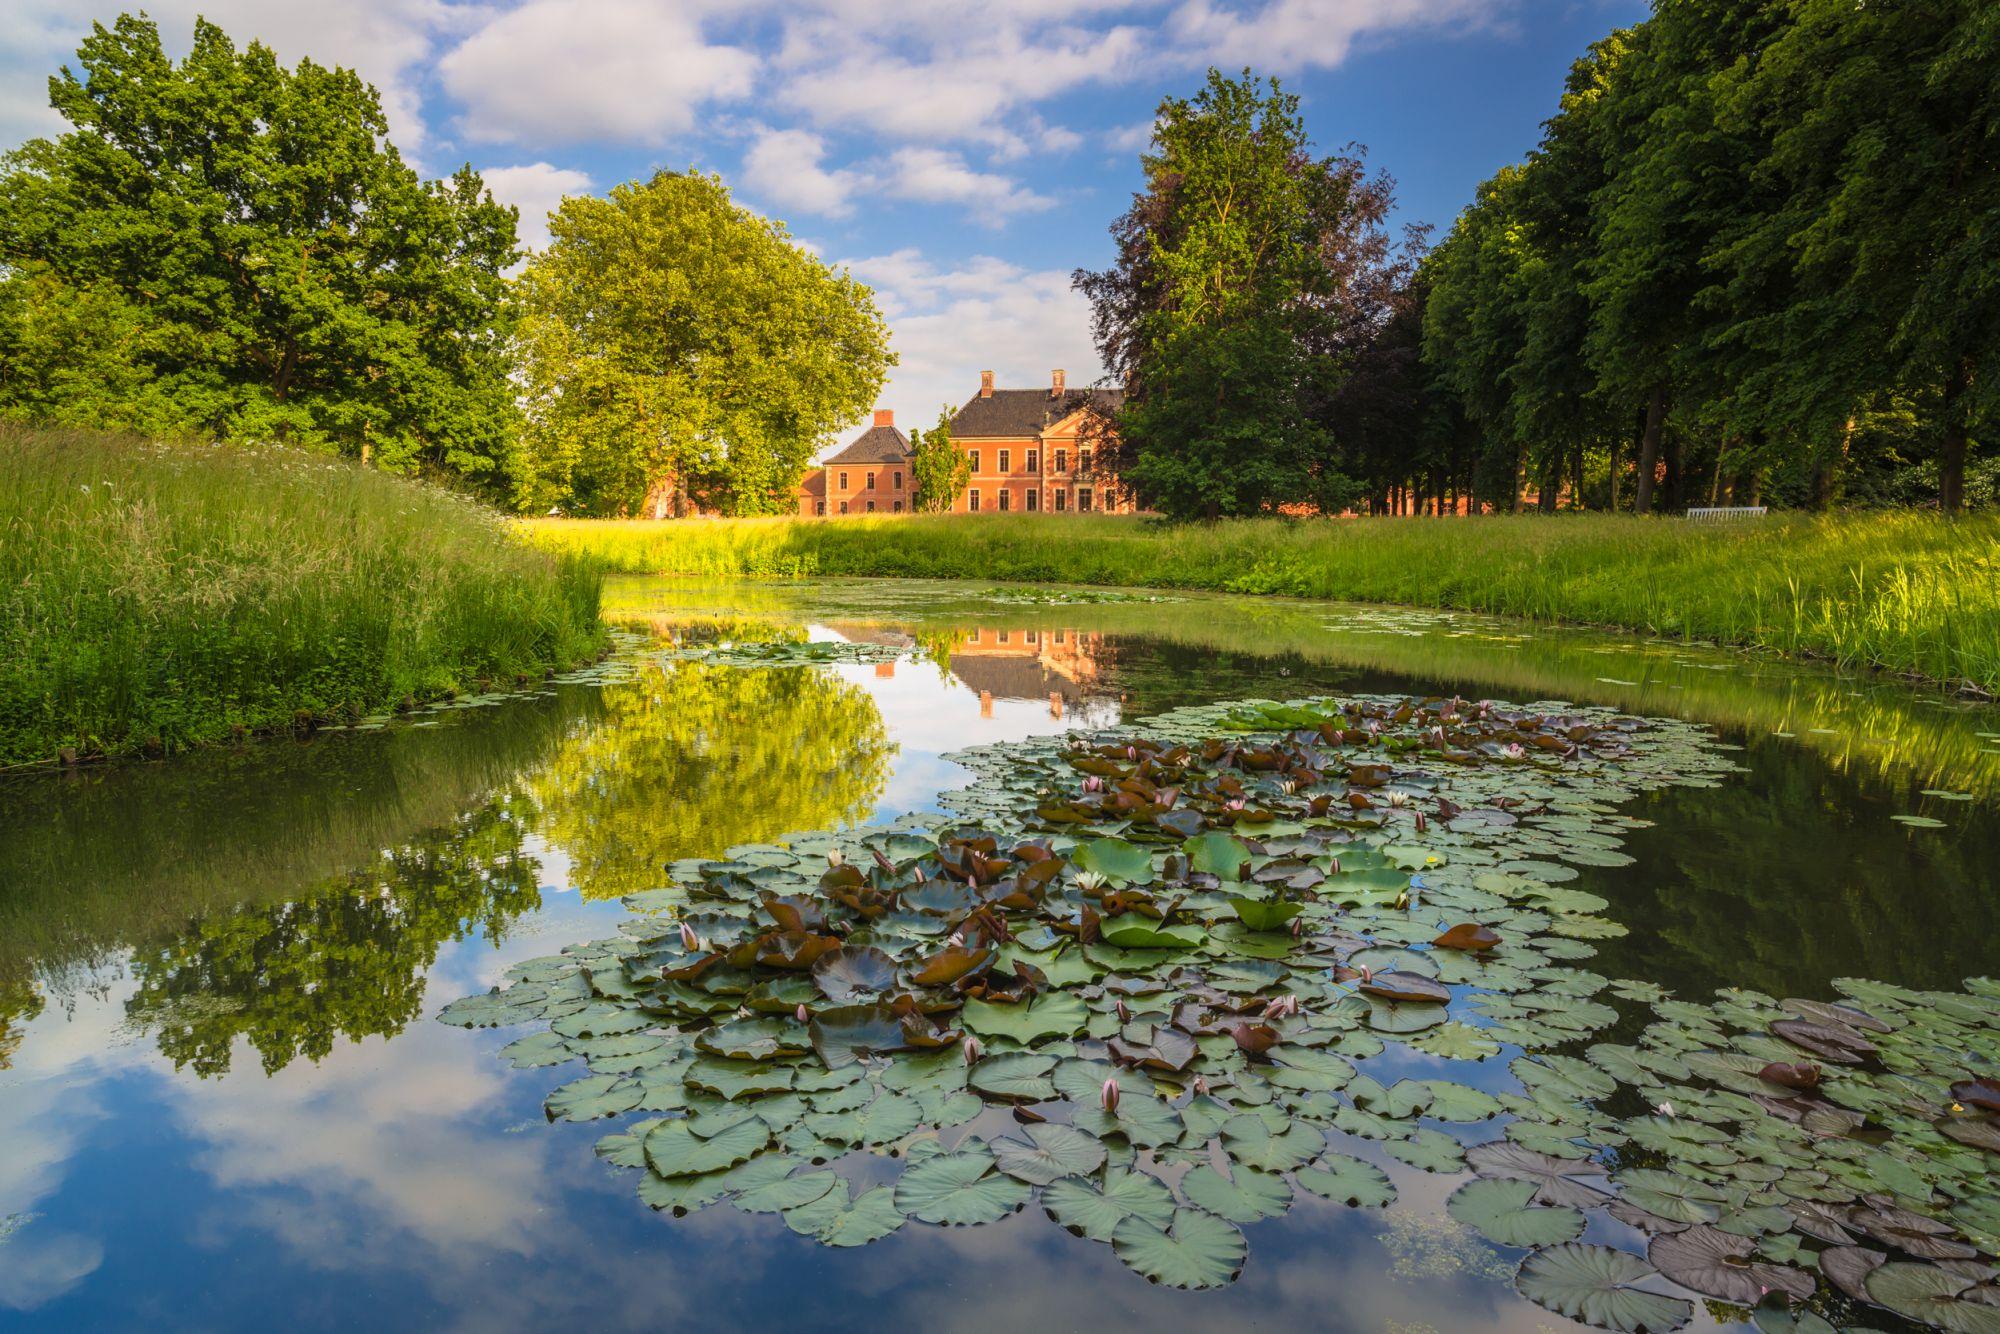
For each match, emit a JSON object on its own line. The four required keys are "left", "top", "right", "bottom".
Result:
{"left": 979, "top": 370, "right": 995, "bottom": 399}
{"left": 1051, "top": 369, "right": 1066, "bottom": 398}
{"left": 873, "top": 408, "right": 894, "bottom": 428}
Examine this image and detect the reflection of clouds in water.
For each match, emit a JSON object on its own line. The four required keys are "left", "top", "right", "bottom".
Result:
{"left": 0, "top": 1230, "right": 103, "bottom": 1311}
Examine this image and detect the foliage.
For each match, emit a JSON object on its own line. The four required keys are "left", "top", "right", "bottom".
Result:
{"left": 523, "top": 511, "right": 2000, "bottom": 693}
{"left": 0, "top": 425, "right": 604, "bottom": 765}
{"left": 908, "top": 405, "right": 971, "bottom": 514}
{"left": 511, "top": 171, "right": 893, "bottom": 518}
{"left": 1075, "top": 70, "right": 1406, "bottom": 517}
{"left": 0, "top": 14, "right": 520, "bottom": 491}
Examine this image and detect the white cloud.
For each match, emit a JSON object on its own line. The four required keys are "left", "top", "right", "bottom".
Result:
{"left": 838, "top": 248, "right": 1107, "bottom": 440}
{"left": 437, "top": 0, "right": 757, "bottom": 147}
{"left": 1104, "top": 118, "right": 1156, "bottom": 153}
{"left": 480, "top": 162, "right": 592, "bottom": 254}
{"left": 741, "top": 127, "right": 861, "bottom": 220}
{"left": 884, "top": 148, "right": 1054, "bottom": 222}
{"left": 1165, "top": 0, "right": 1495, "bottom": 72}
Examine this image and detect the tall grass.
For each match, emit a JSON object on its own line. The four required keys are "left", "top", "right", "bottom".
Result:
{"left": 524, "top": 512, "right": 2000, "bottom": 693}
{"left": 1, "top": 426, "right": 606, "bottom": 765}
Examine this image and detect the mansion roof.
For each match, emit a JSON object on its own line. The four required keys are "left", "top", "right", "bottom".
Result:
{"left": 950, "top": 387, "right": 1125, "bottom": 439}
{"left": 823, "top": 423, "right": 911, "bottom": 465}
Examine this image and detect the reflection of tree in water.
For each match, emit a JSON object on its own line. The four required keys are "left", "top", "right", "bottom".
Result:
{"left": 522, "top": 661, "right": 894, "bottom": 901}
{"left": 0, "top": 975, "right": 44, "bottom": 1069}
{"left": 125, "top": 798, "right": 542, "bottom": 1077}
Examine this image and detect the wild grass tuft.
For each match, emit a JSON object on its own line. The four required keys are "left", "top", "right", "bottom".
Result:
{"left": 1, "top": 426, "right": 605, "bottom": 766}
{"left": 524, "top": 511, "right": 2000, "bottom": 693}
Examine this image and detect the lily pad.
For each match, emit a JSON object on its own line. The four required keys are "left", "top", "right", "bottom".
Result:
{"left": 993, "top": 1124, "right": 1108, "bottom": 1185}
{"left": 893, "top": 1150, "right": 1031, "bottom": 1226}
{"left": 1295, "top": 1154, "right": 1395, "bottom": 1208}
{"left": 1043, "top": 1167, "right": 1177, "bottom": 1240}
{"left": 1449, "top": 1178, "right": 1586, "bottom": 1248}
{"left": 1111, "top": 1208, "right": 1248, "bottom": 1289}
{"left": 1515, "top": 1243, "right": 1691, "bottom": 1333}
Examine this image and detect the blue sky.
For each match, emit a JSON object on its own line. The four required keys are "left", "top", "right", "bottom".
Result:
{"left": 2, "top": 0, "right": 1645, "bottom": 447}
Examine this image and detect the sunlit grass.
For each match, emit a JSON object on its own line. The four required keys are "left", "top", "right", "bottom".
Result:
{"left": 525, "top": 512, "right": 2000, "bottom": 693}
{"left": 1, "top": 426, "right": 606, "bottom": 765}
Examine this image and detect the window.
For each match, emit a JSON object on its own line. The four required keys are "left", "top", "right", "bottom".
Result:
{"left": 999, "top": 489, "right": 1011, "bottom": 512}
{"left": 998, "top": 631, "right": 1009, "bottom": 644}
{"left": 999, "top": 449, "right": 1011, "bottom": 473}
{"left": 815, "top": 501, "right": 826, "bottom": 516}
{"left": 839, "top": 500, "right": 849, "bottom": 514}
{"left": 1078, "top": 487, "right": 1093, "bottom": 512}
{"left": 1055, "top": 448, "right": 1067, "bottom": 473}
{"left": 893, "top": 499, "right": 904, "bottom": 512}
{"left": 893, "top": 470, "right": 903, "bottom": 490}
{"left": 866, "top": 500, "right": 876, "bottom": 512}
{"left": 1025, "top": 488, "right": 1039, "bottom": 512}
{"left": 970, "top": 450, "right": 980, "bottom": 473}
{"left": 838, "top": 471, "right": 849, "bottom": 490}
{"left": 1055, "top": 631, "right": 1066, "bottom": 644}
{"left": 866, "top": 472, "right": 875, "bottom": 490}
{"left": 1054, "top": 489, "right": 1067, "bottom": 512}
{"left": 1080, "top": 449, "right": 1092, "bottom": 475}
{"left": 969, "top": 489, "right": 980, "bottom": 512}
{"left": 1026, "top": 449, "right": 1038, "bottom": 472}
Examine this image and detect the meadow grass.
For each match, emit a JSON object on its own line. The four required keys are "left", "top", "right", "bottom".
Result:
{"left": 1, "top": 426, "right": 606, "bottom": 766}
{"left": 525, "top": 511, "right": 2000, "bottom": 693}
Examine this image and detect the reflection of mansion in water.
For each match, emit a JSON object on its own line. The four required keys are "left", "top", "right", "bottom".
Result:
{"left": 832, "top": 623, "right": 1120, "bottom": 723}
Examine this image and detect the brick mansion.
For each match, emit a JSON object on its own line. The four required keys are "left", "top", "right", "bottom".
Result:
{"left": 795, "top": 370, "right": 1137, "bottom": 517}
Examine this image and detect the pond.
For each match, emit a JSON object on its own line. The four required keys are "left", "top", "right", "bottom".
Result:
{"left": 2, "top": 577, "right": 1997, "bottom": 1332}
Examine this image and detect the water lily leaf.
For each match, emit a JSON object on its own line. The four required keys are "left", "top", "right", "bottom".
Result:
{"left": 686, "top": 1055, "right": 795, "bottom": 1100}
{"left": 969, "top": 1052, "right": 1059, "bottom": 1101}
{"left": 1043, "top": 1167, "right": 1178, "bottom": 1240}
{"left": 1411, "top": 1022, "right": 1502, "bottom": 1061}
{"left": 1423, "top": 1081, "right": 1505, "bottom": 1122}
{"left": 1184, "top": 831, "right": 1253, "bottom": 881}
{"left": 1386, "top": 1128, "right": 1467, "bottom": 1173}
{"left": 438, "top": 989, "right": 540, "bottom": 1028}
{"left": 782, "top": 1181, "right": 906, "bottom": 1247}
{"left": 1229, "top": 897, "right": 1304, "bottom": 931}
{"left": 893, "top": 1150, "right": 1031, "bottom": 1225}
{"left": 993, "top": 1123, "right": 1107, "bottom": 1185}
{"left": 1221, "top": 1113, "right": 1325, "bottom": 1172}
{"left": 644, "top": 1117, "right": 771, "bottom": 1177}
{"left": 546, "top": 1074, "right": 643, "bottom": 1121}
{"left": 1466, "top": 1141, "right": 1608, "bottom": 1209}
{"left": 1434, "top": 922, "right": 1502, "bottom": 952}
{"left": 1111, "top": 1208, "right": 1247, "bottom": 1289}
{"left": 1449, "top": 1178, "right": 1586, "bottom": 1247}
{"left": 1073, "top": 1092, "right": 1185, "bottom": 1147}
{"left": 1074, "top": 837, "right": 1154, "bottom": 884}
{"left": 550, "top": 1001, "right": 652, "bottom": 1038}
{"left": 806, "top": 1090, "right": 922, "bottom": 1147}
{"left": 1360, "top": 971, "right": 1452, "bottom": 1004}
{"left": 1615, "top": 1169, "right": 1723, "bottom": 1225}
{"left": 962, "top": 992, "right": 1089, "bottom": 1043}
{"left": 1295, "top": 1154, "right": 1395, "bottom": 1208}
{"left": 1100, "top": 916, "right": 1204, "bottom": 950}
{"left": 1053, "top": 1059, "right": 1153, "bottom": 1105}
{"left": 639, "top": 1151, "right": 795, "bottom": 1214}
{"left": 500, "top": 1032, "right": 576, "bottom": 1068}
{"left": 1351, "top": 1076, "right": 1434, "bottom": 1119}
{"left": 595, "top": 1118, "right": 665, "bottom": 1169}
{"left": 733, "top": 1169, "right": 840, "bottom": 1214}
{"left": 1647, "top": 1225, "right": 1814, "bottom": 1304}
{"left": 1515, "top": 1243, "right": 1691, "bottom": 1333}
{"left": 809, "top": 1002, "right": 907, "bottom": 1069}
{"left": 1863, "top": 1261, "right": 2000, "bottom": 1331}
{"left": 812, "top": 946, "right": 900, "bottom": 1003}
{"left": 1180, "top": 1163, "right": 1292, "bottom": 1223}
{"left": 909, "top": 944, "right": 993, "bottom": 986}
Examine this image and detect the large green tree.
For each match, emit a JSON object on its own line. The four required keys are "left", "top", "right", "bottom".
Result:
{"left": 0, "top": 15, "right": 519, "bottom": 490}
{"left": 1076, "top": 70, "right": 1403, "bottom": 518}
{"left": 512, "top": 171, "right": 893, "bottom": 517}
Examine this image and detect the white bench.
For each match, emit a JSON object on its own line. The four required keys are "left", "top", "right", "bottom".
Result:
{"left": 1685, "top": 506, "right": 1768, "bottom": 522}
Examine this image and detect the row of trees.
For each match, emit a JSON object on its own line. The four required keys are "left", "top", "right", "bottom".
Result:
{"left": 0, "top": 15, "right": 894, "bottom": 515}
{"left": 1085, "top": 11, "right": 1996, "bottom": 519}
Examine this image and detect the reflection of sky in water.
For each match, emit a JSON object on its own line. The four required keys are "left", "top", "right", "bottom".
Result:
{"left": 8, "top": 594, "right": 1988, "bottom": 1330}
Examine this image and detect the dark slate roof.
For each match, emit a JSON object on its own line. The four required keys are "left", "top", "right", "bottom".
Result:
{"left": 949, "top": 387, "right": 1125, "bottom": 439}
{"left": 824, "top": 424, "right": 911, "bottom": 465}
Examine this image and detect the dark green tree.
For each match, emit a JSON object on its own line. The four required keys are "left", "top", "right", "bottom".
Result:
{"left": 909, "top": 405, "right": 972, "bottom": 513}
{"left": 0, "top": 15, "right": 521, "bottom": 491}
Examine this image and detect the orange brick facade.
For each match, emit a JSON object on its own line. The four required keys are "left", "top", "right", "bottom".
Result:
{"left": 794, "top": 372, "right": 1133, "bottom": 518}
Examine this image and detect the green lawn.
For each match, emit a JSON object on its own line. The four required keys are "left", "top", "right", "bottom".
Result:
{"left": 2, "top": 426, "right": 606, "bottom": 766}
{"left": 524, "top": 511, "right": 2000, "bottom": 694}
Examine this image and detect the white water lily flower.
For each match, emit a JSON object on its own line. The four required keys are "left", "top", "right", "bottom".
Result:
{"left": 962, "top": 1035, "right": 983, "bottom": 1063}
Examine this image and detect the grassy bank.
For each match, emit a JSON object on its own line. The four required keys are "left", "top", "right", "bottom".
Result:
{"left": 2, "top": 427, "right": 606, "bottom": 766}
{"left": 525, "top": 512, "right": 2000, "bottom": 693}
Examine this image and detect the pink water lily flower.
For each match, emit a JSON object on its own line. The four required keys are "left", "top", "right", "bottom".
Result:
{"left": 796, "top": 1004, "right": 810, "bottom": 1024}
{"left": 679, "top": 922, "right": 700, "bottom": 952}
{"left": 1101, "top": 1078, "right": 1120, "bottom": 1112}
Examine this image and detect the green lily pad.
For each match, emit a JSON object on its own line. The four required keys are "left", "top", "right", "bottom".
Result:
{"left": 1042, "top": 1167, "right": 1177, "bottom": 1240}
{"left": 782, "top": 1181, "right": 907, "bottom": 1247}
{"left": 962, "top": 992, "right": 1089, "bottom": 1043}
{"left": 1448, "top": 1178, "right": 1586, "bottom": 1247}
{"left": 1221, "top": 1113, "right": 1324, "bottom": 1172}
{"left": 733, "top": 1169, "right": 840, "bottom": 1214}
{"left": 968, "top": 1052, "right": 1059, "bottom": 1101}
{"left": 1385, "top": 1128, "right": 1467, "bottom": 1173}
{"left": 1074, "top": 837, "right": 1154, "bottom": 884}
{"left": 993, "top": 1123, "right": 1107, "bottom": 1185}
{"left": 1515, "top": 1243, "right": 1691, "bottom": 1333}
{"left": 1184, "top": 832, "right": 1252, "bottom": 880}
{"left": 893, "top": 1150, "right": 1031, "bottom": 1225}
{"left": 1100, "top": 916, "right": 1205, "bottom": 950}
{"left": 1180, "top": 1163, "right": 1293, "bottom": 1223}
{"left": 1111, "top": 1208, "right": 1247, "bottom": 1289}
{"left": 643, "top": 1117, "right": 771, "bottom": 1178}
{"left": 1295, "top": 1154, "right": 1395, "bottom": 1208}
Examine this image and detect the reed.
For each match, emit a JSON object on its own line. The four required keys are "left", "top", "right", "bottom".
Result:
{"left": 1, "top": 426, "right": 606, "bottom": 765}
{"left": 524, "top": 511, "right": 2000, "bottom": 693}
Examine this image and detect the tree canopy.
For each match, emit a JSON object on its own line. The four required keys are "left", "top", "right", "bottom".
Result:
{"left": 0, "top": 15, "right": 520, "bottom": 492}
{"left": 511, "top": 171, "right": 894, "bottom": 517}
{"left": 909, "top": 406, "right": 971, "bottom": 513}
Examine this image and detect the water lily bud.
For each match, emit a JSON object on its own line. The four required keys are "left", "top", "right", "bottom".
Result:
{"left": 1115, "top": 998, "right": 1130, "bottom": 1023}
{"left": 679, "top": 922, "right": 699, "bottom": 952}
{"left": 1290, "top": 917, "right": 1305, "bottom": 938}
{"left": 1414, "top": 811, "right": 1429, "bottom": 834}
{"left": 827, "top": 848, "right": 844, "bottom": 867}
{"left": 1329, "top": 858, "right": 1341, "bottom": 876}
{"left": 796, "top": 1004, "right": 810, "bottom": 1024}
{"left": 1657, "top": 1101, "right": 1676, "bottom": 1118}
{"left": 1192, "top": 1075, "right": 1210, "bottom": 1096}
{"left": 1101, "top": 1078, "right": 1120, "bottom": 1112}
{"left": 1359, "top": 965, "right": 1374, "bottom": 984}
{"left": 962, "top": 1035, "right": 983, "bottom": 1064}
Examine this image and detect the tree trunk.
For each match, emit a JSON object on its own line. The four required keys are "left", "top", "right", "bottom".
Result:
{"left": 1810, "top": 418, "right": 1854, "bottom": 512}
{"left": 1633, "top": 385, "right": 1667, "bottom": 515}
{"left": 1941, "top": 357, "right": 1973, "bottom": 513}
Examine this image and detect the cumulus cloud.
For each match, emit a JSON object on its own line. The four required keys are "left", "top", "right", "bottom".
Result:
{"left": 838, "top": 248, "right": 1107, "bottom": 439}
{"left": 884, "top": 148, "right": 1055, "bottom": 222}
{"left": 741, "top": 127, "right": 861, "bottom": 220}
{"left": 1165, "top": 0, "right": 1496, "bottom": 72}
{"left": 480, "top": 162, "right": 593, "bottom": 255}
{"left": 437, "top": 0, "right": 757, "bottom": 147}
